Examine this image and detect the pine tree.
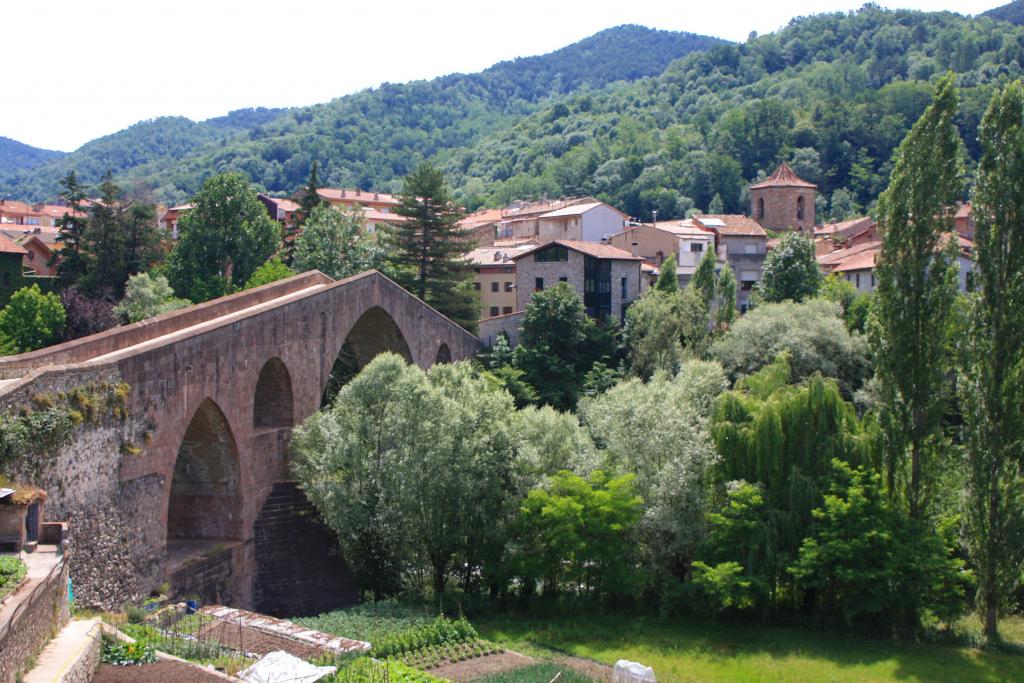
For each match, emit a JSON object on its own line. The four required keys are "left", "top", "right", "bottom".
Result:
{"left": 873, "top": 73, "right": 963, "bottom": 519}
{"left": 54, "top": 171, "right": 88, "bottom": 282}
{"left": 386, "top": 162, "right": 477, "bottom": 331}
{"left": 290, "top": 161, "right": 324, "bottom": 264}
{"left": 79, "top": 173, "right": 127, "bottom": 298}
{"left": 961, "top": 81, "right": 1024, "bottom": 642}
{"left": 655, "top": 253, "right": 679, "bottom": 292}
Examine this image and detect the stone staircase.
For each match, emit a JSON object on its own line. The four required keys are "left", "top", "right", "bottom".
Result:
{"left": 252, "top": 482, "right": 358, "bottom": 617}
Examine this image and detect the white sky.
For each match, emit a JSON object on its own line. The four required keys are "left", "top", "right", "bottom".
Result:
{"left": 3, "top": 0, "right": 1000, "bottom": 152}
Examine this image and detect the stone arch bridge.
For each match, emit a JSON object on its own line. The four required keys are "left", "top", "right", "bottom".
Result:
{"left": 0, "top": 271, "right": 477, "bottom": 614}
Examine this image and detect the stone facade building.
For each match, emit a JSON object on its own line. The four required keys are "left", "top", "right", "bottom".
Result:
{"left": 512, "top": 240, "right": 643, "bottom": 324}
{"left": 749, "top": 163, "right": 817, "bottom": 233}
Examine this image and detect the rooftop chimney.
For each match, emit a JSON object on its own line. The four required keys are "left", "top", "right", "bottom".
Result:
{"left": 631, "top": 241, "right": 639, "bottom": 257}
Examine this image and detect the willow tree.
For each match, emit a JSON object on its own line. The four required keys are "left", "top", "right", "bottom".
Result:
{"left": 961, "top": 81, "right": 1024, "bottom": 642}
{"left": 708, "top": 354, "right": 877, "bottom": 601}
{"left": 872, "top": 73, "right": 963, "bottom": 518}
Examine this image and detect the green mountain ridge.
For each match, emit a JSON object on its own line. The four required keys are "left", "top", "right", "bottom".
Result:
{"left": 0, "top": 137, "right": 66, "bottom": 176}
{"left": 0, "top": 25, "right": 724, "bottom": 203}
{"left": 983, "top": 0, "right": 1024, "bottom": 25}
{"left": 437, "top": 5, "right": 1024, "bottom": 220}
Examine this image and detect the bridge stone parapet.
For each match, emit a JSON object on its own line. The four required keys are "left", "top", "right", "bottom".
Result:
{"left": 0, "top": 270, "right": 478, "bottom": 611}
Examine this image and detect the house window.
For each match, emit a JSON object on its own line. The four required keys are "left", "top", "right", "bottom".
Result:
{"left": 656, "top": 251, "right": 664, "bottom": 264}
{"left": 559, "top": 276, "right": 568, "bottom": 282}
{"left": 534, "top": 245, "right": 569, "bottom": 262}
{"left": 691, "top": 242, "right": 703, "bottom": 252}
{"left": 504, "top": 281, "right": 513, "bottom": 291}
{"left": 489, "top": 306, "right": 499, "bottom": 317}
{"left": 741, "top": 280, "right": 756, "bottom": 292}
{"left": 871, "top": 272, "right": 876, "bottom": 288}
{"left": 535, "top": 277, "right": 544, "bottom": 292}
{"left": 855, "top": 272, "right": 861, "bottom": 289}
{"left": 621, "top": 276, "right": 628, "bottom": 300}
{"left": 473, "top": 282, "right": 481, "bottom": 290}
{"left": 756, "top": 197, "right": 764, "bottom": 219}
{"left": 797, "top": 196, "right": 805, "bottom": 221}
{"left": 502, "top": 306, "right": 512, "bottom": 315}
{"left": 744, "top": 243, "right": 757, "bottom": 254}
{"left": 491, "top": 281, "right": 499, "bottom": 292}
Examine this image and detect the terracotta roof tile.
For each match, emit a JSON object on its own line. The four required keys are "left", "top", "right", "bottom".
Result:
{"left": 316, "top": 188, "right": 400, "bottom": 206}
{"left": 749, "top": 163, "right": 817, "bottom": 190}
{"left": 694, "top": 214, "right": 767, "bottom": 237}
{"left": 0, "top": 232, "right": 28, "bottom": 255}
{"left": 512, "top": 239, "right": 643, "bottom": 261}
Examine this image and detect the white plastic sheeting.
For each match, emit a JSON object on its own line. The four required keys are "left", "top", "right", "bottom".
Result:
{"left": 613, "top": 659, "right": 656, "bottom": 683}
{"left": 239, "top": 650, "right": 337, "bottom": 683}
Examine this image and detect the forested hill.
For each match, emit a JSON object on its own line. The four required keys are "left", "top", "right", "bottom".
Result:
{"left": 0, "top": 137, "right": 66, "bottom": 173}
{"left": 983, "top": 0, "right": 1024, "bottom": 25}
{"left": 0, "top": 26, "right": 723, "bottom": 204}
{"left": 439, "top": 6, "right": 1024, "bottom": 222}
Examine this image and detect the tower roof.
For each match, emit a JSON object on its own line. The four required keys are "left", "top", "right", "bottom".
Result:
{"left": 749, "top": 163, "right": 817, "bottom": 190}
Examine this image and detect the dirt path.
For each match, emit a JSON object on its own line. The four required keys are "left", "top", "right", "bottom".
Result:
{"left": 429, "top": 650, "right": 534, "bottom": 681}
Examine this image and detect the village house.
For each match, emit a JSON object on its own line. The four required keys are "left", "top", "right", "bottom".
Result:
{"left": 0, "top": 229, "right": 59, "bottom": 277}
{"left": 464, "top": 241, "right": 536, "bottom": 319}
{"left": 692, "top": 214, "right": 768, "bottom": 310}
{"left": 512, "top": 240, "right": 643, "bottom": 322}
{"left": 458, "top": 208, "right": 503, "bottom": 247}
{"left": 496, "top": 197, "right": 628, "bottom": 243}
{"left": 749, "top": 163, "right": 817, "bottom": 233}
{"left": 607, "top": 220, "right": 716, "bottom": 286}
{"left": 158, "top": 204, "right": 192, "bottom": 239}
{"left": 0, "top": 199, "right": 82, "bottom": 229}
{"left": 294, "top": 188, "right": 408, "bottom": 233}
{"left": 818, "top": 228, "right": 975, "bottom": 294}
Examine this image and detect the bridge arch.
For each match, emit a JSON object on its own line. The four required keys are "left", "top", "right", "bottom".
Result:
{"left": 253, "top": 357, "right": 294, "bottom": 429}
{"left": 167, "top": 398, "right": 243, "bottom": 544}
{"left": 435, "top": 343, "right": 452, "bottom": 364}
{"left": 321, "top": 305, "right": 413, "bottom": 406}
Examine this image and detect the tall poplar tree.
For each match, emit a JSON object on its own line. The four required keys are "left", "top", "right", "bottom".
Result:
{"left": 387, "top": 162, "right": 477, "bottom": 331}
{"left": 872, "top": 73, "right": 963, "bottom": 519}
{"left": 961, "top": 81, "right": 1024, "bottom": 642}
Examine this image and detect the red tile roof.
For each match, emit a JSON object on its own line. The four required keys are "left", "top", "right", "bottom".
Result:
{"left": 316, "top": 188, "right": 400, "bottom": 206}
{"left": 512, "top": 239, "right": 643, "bottom": 261}
{"left": 0, "top": 232, "right": 28, "bottom": 255}
{"left": 693, "top": 214, "right": 767, "bottom": 237}
{"left": 815, "top": 216, "right": 874, "bottom": 240}
{"left": 749, "top": 163, "right": 817, "bottom": 190}
{"left": 831, "top": 248, "right": 879, "bottom": 273}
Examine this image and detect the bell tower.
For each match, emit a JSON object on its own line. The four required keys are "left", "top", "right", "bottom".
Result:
{"left": 749, "top": 163, "right": 817, "bottom": 234}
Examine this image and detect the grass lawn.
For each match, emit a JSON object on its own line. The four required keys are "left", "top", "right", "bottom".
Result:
{"left": 477, "top": 615, "right": 1024, "bottom": 683}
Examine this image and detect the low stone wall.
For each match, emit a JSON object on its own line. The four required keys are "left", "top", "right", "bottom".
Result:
{"left": 478, "top": 312, "right": 524, "bottom": 348}
{"left": 0, "top": 557, "right": 70, "bottom": 683}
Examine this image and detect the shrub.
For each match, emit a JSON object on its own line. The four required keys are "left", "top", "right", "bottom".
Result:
{"left": 101, "top": 638, "right": 157, "bottom": 665}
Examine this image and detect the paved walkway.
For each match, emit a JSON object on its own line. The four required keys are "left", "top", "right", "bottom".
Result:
{"left": 0, "top": 546, "right": 61, "bottom": 625}
{"left": 23, "top": 618, "right": 102, "bottom": 683}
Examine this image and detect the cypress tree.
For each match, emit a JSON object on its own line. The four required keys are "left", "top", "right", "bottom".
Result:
{"left": 717, "top": 263, "right": 737, "bottom": 328}
{"left": 873, "top": 72, "right": 963, "bottom": 519}
{"left": 655, "top": 253, "right": 679, "bottom": 292}
{"left": 690, "top": 247, "right": 717, "bottom": 310}
{"left": 961, "top": 81, "right": 1024, "bottom": 642}
{"left": 386, "top": 163, "right": 477, "bottom": 331}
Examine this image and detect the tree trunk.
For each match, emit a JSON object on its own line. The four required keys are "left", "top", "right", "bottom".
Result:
{"left": 433, "top": 561, "right": 447, "bottom": 614}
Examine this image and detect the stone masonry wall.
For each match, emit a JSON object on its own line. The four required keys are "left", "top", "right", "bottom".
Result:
{"left": 0, "top": 366, "right": 160, "bottom": 609}
{"left": 0, "top": 558, "right": 70, "bottom": 683}
{"left": 750, "top": 186, "right": 817, "bottom": 233}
